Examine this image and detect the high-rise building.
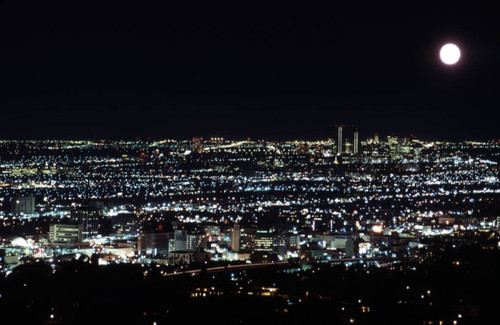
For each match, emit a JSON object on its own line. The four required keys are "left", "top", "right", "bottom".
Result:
{"left": 231, "top": 224, "right": 241, "bottom": 252}
{"left": 186, "top": 234, "right": 199, "bottom": 252}
{"left": 254, "top": 229, "right": 274, "bottom": 252}
{"left": 345, "top": 236, "right": 358, "bottom": 257}
{"left": 288, "top": 234, "right": 300, "bottom": 250}
{"left": 354, "top": 129, "right": 359, "bottom": 154}
{"left": 71, "top": 208, "right": 100, "bottom": 240}
{"left": 240, "top": 228, "right": 256, "bottom": 251}
{"left": 174, "top": 229, "right": 188, "bottom": 251}
{"left": 345, "top": 140, "right": 352, "bottom": 154}
{"left": 138, "top": 232, "right": 173, "bottom": 255}
{"left": 337, "top": 125, "right": 343, "bottom": 155}
{"left": 11, "top": 195, "right": 35, "bottom": 215}
{"left": 111, "top": 213, "right": 137, "bottom": 236}
{"left": 204, "top": 224, "right": 220, "bottom": 236}
{"left": 49, "top": 224, "right": 83, "bottom": 244}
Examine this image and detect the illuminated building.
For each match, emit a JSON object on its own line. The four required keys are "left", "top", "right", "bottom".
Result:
{"left": 186, "top": 234, "right": 199, "bottom": 252}
{"left": 174, "top": 229, "right": 188, "bottom": 251}
{"left": 296, "top": 142, "right": 309, "bottom": 155}
{"left": 111, "top": 213, "right": 137, "bottom": 235}
{"left": 315, "top": 144, "right": 324, "bottom": 156}
{"left": 337, "top": 125, "right": 343, "bottom": 155}
{"left": 70, "top": 208, "right": 100, "bottom": 240}
{"left": 354, "top": 129, "right": 359, "bottom": 154}
{"left": 288, "top": 235, "right": 300, "bottom": 250}
{"left": 11, "top": 195, "right": 35, "bottom": 216}
{"left": 231, "top": 224, "right": 241, "bottom": 252}
{"left": 49, "top": 223, "right": 83, "bottom": 244}
{"left": 204, "top": 225, "right": 220, "bottom": 236}
{"left": 345, "top": 237, "right": 358, "bottom": 258}
{"left": 254, "top": 229, "right": 274, "bottom": 252}
{"left": 240, "top": 228, "right": 256, "bottom": 251}
{"left": 192, "top": 137, "right": 203, "bottom": 154}
{"left": 345, "top": 140, "right": 352, "bottom": 154}
{"left": 138, "top": 232, "right": 173, "bottom": 255}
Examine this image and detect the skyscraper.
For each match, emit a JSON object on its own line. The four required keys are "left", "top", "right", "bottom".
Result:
{"left": 174, "top": 229, "right": 188, "bottom": 251}
{"left": 70, "top": 208, "right": 100, "bottom": 240}
{"left": 231, "top": 224, "right": 241, "bottom": 252}
{"left": 111, "top": 213, "right": 137, "bottom": 236}
{"left": 11, "top": 195, "right": 35, "bottom": 216}
{"left": 337, "top": 125, "right": 343, "bottom": 155}
{"left": 354, "top": 129, "right": 359, "bottom": 154}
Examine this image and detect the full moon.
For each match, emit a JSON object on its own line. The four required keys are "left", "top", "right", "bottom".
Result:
{"left": 439, "top": 43, "right": 461, "bottom": 65}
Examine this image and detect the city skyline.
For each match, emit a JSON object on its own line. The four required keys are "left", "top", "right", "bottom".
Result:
{"left": 0, "top": 125, "right": 496, "bottom": 142}
{"left": 0, "top": 137, "right": 498, "bottom": 323}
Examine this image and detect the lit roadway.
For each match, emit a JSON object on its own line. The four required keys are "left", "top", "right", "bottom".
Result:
{"left": 163, "top": 257, "right": 400, "bottom": 277}
{"left": 203, "top": 141, "right": 249, "bottom": 151}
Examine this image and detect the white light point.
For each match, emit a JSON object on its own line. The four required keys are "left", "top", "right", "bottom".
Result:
{"left": 440, "top": 43, "right": 461, "bottom": 65}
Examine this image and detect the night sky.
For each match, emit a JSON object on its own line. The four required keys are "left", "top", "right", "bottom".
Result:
{"left": 0, "top": 1, "right": 499, "bottom": 140}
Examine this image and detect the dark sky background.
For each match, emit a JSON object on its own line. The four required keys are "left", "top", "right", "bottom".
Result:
{"left": 0, "top": 1, "right": 499, "bottom": 140}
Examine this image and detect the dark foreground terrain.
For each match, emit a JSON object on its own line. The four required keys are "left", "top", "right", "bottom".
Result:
{"left": 0, "top": 245, "right": 499, "bottom": 324}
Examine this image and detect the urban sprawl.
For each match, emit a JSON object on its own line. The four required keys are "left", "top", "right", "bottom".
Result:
{"left": 1, "top": 129, "right": 498, "bottom": 271}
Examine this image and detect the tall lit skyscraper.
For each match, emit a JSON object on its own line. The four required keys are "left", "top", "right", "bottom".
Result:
{"left": 231, "top": 224, "right": 241, "bottom": 252}
{"left": 337, "top": 125, "right": 343, "bottom": 155}
{"left": 174, "top": 229, "right": 188, "bottom": 251}
{"left": 71, "top": 208, "right": 100, "bottom": 240}
{"left": 11, "top": 195, "right": 35, "bottom": 215}
{"left": 354, "top": 129, "right": 359, "bottom": 154}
